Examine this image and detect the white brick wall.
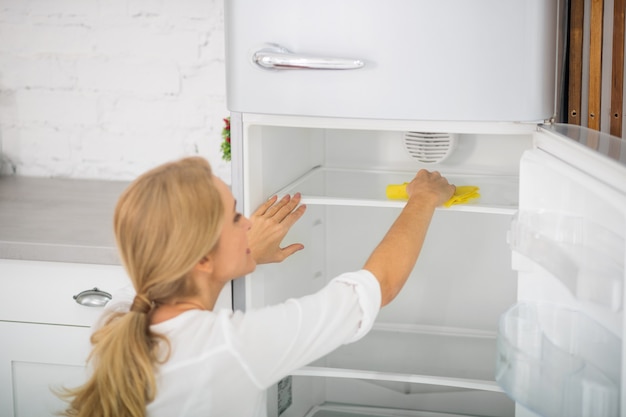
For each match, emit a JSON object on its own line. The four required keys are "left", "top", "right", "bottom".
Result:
{"left": 0, "top": 0, "right": 231, "bottom": 182}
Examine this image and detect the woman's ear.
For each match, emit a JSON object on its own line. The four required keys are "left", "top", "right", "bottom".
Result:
{"left": 194, "top": 255, "right": 213, "bottom": 273}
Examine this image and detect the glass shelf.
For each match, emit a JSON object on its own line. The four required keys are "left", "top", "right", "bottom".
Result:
{"left": 304, "top": 403, "right": 481, "bottom": 417}
{"left": 274, "top": 167, "right": 519, "bottom": 215}
{"left": 293, "top": 324, "right": 503, "bottom": 393}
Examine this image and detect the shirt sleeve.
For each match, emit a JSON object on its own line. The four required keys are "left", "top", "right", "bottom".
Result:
{"left": 222, "top": 269, "right": 381, "bottom": 389}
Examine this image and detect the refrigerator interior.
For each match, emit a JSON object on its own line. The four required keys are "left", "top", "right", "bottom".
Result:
{"left": 236, "top": 116, "right": 539, "bottom": 417}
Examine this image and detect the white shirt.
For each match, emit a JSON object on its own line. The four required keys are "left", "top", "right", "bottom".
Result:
{"left": 99, "top": 270, "right": 381, "bottom": 417}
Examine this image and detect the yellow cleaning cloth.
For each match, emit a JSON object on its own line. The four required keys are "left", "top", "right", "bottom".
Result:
{"left": 386, "top": 183, "right": 480, "bottom": 207}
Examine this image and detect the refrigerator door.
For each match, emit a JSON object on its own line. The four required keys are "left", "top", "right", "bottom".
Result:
{"left": 225, "top": 0, "right": 557, "bottom": 122}
{"left": 498, "top": 124, "right": 625, "bottom": 417}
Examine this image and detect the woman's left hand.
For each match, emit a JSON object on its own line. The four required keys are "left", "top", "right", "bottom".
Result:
{"left": 248, "top": 193, "right": 307, "bottom": 264}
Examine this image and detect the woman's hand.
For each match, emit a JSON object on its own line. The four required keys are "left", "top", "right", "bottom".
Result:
{"left": 248, "top": 193, "right": 307, "bottom": 264}
{"left": 406, "top": 169, "right": 456, "bottom": 208}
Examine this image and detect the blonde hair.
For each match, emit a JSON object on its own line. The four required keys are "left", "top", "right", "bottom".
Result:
{"left": 58, "top": 157, "right": 224, "bottom": 417}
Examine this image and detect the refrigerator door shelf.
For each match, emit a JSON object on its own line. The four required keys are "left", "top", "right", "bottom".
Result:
{"left": 496, "top": 302, "right": 621, "bottom": 417}
{"left": 509, "top": 210, "right": 624, "bottom": 312}
{"left": 273, "top": 167, "right": 519, "bottom": 215}
{"left": 514, "top": 144, "right": 626, "bottom": 320}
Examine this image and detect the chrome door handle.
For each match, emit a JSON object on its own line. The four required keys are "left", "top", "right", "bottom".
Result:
{"left": 253, "top": 44, "right": 365, "bottom": 70}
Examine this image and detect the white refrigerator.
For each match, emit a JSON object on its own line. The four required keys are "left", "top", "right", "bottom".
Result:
{"left": 224, "top": 1, "right": 625, "bottom": 416}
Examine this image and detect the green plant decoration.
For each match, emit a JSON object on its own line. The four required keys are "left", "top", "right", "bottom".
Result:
{"left": 221, "top": 117, "right": 231, "bottom": 161}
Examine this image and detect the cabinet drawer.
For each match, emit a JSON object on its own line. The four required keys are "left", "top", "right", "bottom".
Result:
{"left": 0, "top": 259, "right": 130, "bottom": 327}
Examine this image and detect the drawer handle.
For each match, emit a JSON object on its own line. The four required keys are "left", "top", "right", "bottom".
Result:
{"left": 253, "top": 44, "right": 365, "bottom": 70}
{"left": 73, "top": 287, "right": 112, "bottom": 307}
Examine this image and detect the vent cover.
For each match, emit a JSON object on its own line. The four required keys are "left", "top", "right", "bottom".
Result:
{"left": 403, "top": 132, "right": 457, "bottom": 164}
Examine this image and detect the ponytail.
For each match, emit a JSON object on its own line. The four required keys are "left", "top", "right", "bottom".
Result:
{"left": 58, "top": 309, "right": 164, "bottom": 417}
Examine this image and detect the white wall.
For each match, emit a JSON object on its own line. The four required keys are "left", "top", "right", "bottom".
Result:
{"left": 0, "top": 0, "right": 231, "bottom": 183}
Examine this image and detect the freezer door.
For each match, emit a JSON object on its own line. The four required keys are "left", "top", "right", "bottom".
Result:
{"left": 498, "top": 125, "right": 625, "bottom": 417}
{"left": 225, "top": 0, "right": 557, "bottom": 122}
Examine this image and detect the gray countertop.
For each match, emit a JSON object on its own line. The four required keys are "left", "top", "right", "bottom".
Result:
{"left": 0, "top": 176, "right": 129, "bottom": 265}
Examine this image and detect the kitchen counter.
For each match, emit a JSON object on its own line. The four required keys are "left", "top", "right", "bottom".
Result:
{"left": 0, "top": 176, "right": 129, "bottom": 265}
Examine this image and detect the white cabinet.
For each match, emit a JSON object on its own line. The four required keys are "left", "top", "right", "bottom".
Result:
{"left": 0, "top": 258, "right": 234, "bottom": 417}
{"left": 0, "top": 259, "right": 130, "bottom": 417}
{"left": 0, "top": 321, "right": 92, "bottom": 416}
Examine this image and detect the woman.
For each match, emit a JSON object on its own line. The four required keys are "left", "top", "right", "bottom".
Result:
{"left": 59, "top": 156, "right": 454, "bottom": 417}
